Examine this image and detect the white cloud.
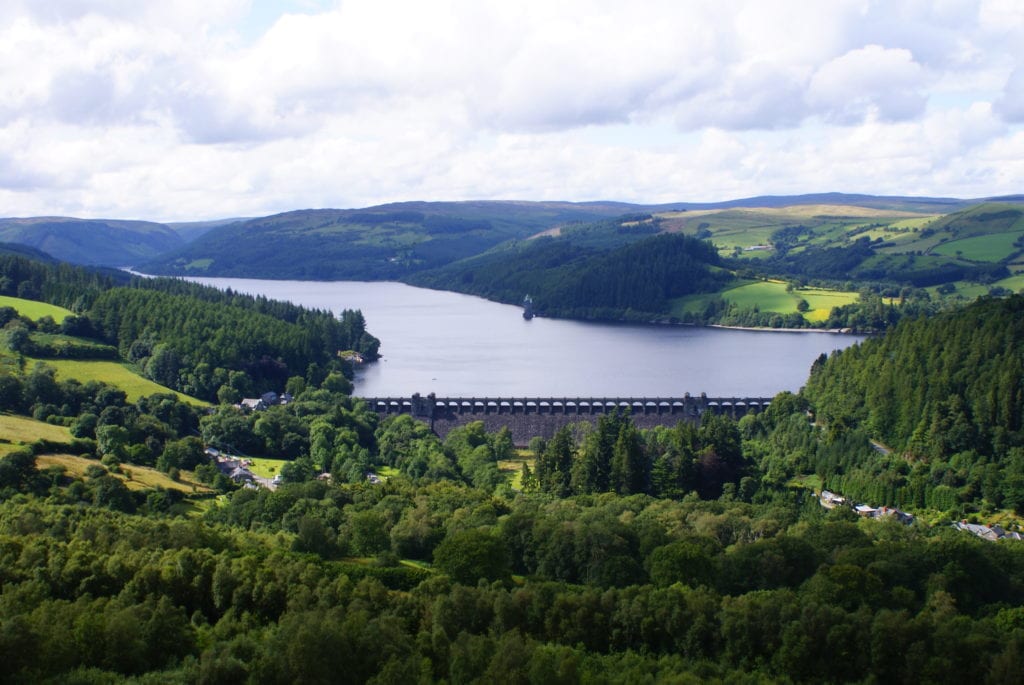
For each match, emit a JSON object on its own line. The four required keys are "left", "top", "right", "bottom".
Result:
{"left": 995, "top": 69, "right": 1024, "bottom": 122}
{"left": 807, "top": 45, "right": 927, "bottom": 123}
{"left": 0, "top": 0, "right": 1021, "bottom": 220}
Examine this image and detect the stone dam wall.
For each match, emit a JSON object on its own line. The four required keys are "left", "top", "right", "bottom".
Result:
{"left": 359, "top": 393, "right": 773, "bottom": 446}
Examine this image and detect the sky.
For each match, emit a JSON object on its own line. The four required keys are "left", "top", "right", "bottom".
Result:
{"left": 0, "top": 0, "right": 1022, "bottom": 222}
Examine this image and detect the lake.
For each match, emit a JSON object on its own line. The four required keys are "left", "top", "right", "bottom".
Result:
{"left": 187, "top": 277, "right": 866, "bottom": 398}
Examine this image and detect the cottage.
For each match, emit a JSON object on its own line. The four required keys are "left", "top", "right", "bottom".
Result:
{"left": 819, "top": 490, "right": 846, "bottom": 509}
{"left": 875, "top": 506, "right": 915, "bottom": 525}
{"left": 240, "top": 398, "right": 267, "bottom": 411}
{"left": 229, "top": 466, "right": 254, "bottom": 483}
{"left": 953, "top": 520, "right": 1020, "bottom": 542}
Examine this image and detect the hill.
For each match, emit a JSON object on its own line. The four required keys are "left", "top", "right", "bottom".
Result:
{"left": 665, "top": 201, "right": 1024, "bottom": 284}
{"left": 165, "top": 217, "right": 251, "bottom": 243}
{"left": 0, "top": 217, "right": 184, "bottom": 267}
{"left": 410, "top": 227, "right": 731, "bottom": 320}
{"left": 801, "top": 295, "right": 1024, "bottom": 514}
{"left": 136, "top": 195, "right": 989, "bottom": 281}
{"left": 0, "top": 241, "right": 58, "bottom": 263}
{"left": 0, "top": 252, "right": 379, "bottom": 402}
{"left": 8, "top": 194, "right": 1024, "bottom": 329}
{"left": 140, "top": 202, "right": 637, "bottom": 280}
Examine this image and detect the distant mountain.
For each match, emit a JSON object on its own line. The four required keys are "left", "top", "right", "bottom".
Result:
{"left": 165, "top": 217, "right": 252, "bottom": 243}
{"left": 0, "top": 241, "right": 58, "bottom": 263}
{"left": 661, "top": 192, "right": 973, "bottom": 213}
{"left": 139, "top": 202, "right": 635, "bottom": 280}
{"left": 4, "top": 194, "right": 1013, "bottom": 280}
{"left": 0, "top": 217, "right": 184, "bottom": 267}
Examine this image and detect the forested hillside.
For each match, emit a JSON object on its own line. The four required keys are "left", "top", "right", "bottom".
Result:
{"left": 140, "top": 202, "right": 633, "bottom": 280}
{"left": 801, "top": 295, "right": 1024, "bottom": 513}
{"left": 2, "top": 439, "right": 1023, "bottom": 683}
{"left": 411, "top": 232, "right": 731, "bottom": 320}
{"left": 3, "top": 219, "right": 1024, "bottom": 682}
{"left": 0, "top": 253, "right": 379, "bottom": 401}
{"left": 2, "top": 259, "right": 1024, "bottom": 681}
{"left": 0, "top": 217, "right": 184, "bottom": 267}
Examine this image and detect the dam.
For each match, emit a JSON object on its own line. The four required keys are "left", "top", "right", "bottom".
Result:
{"left": 360, "top": 392, "right": 772, "bottom": 445}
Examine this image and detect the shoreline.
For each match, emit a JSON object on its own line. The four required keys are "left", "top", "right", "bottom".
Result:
{"left": 708, "top": 323, "right": 855, "bottom": 334}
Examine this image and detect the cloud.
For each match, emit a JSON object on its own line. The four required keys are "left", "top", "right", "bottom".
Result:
{"left": 995, "top": 68, "right": 1024, "bottom": 122}
{"left": 0, "top": 0, "right": 1020, "bottom": 219}
{"left": 807, "top": 45, "right": 927, "bottom": 124}
{"left": 672, "top": 63, "right": 809, "bottom": 131}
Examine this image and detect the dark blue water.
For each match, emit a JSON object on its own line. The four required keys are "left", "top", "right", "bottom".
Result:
{"left": 188, "top": 278, "right": 865, "bottom": 398}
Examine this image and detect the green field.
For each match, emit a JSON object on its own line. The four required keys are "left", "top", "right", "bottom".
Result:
{"left": 0, "top": 295, "right": 73, "bottom": 322}
{"left": 36, "top": 454, "right": 213, "bottom": 494}
{"left": 498, "top": 458, "right": 534, "bottom": 490}
{"left": 931, "top": 231, "right": 1024, "bottom": 262}
{"left": 184, "top": 258, "right": 214, "bottom": 271}
{"left": 0, "top": 413, "right": 72, "bottom": 452}
{"left": 671, "top": 280, "right": 858, "bottom": 323}
{"left": 657, "top": 205, "right": 936, "bottom": 259}
{"left": 40, "top": 359, "right": 208, "bottom": 405}
{"left": 935, "top": 272, "right": 1024, "bottom": 300}
{"left": 723, "top": 281, "right": 858, "bottom": 320}
{"left": 722, "top": 280, "right": 795, "bottom": 312}
{"left": 799, "top": 287, "right": 861, "bottom": 322}
{"left": 247, "top": 457, "right": 288, "bottom": 478}
{"left": 0, "top": 413, "right": 72, "bottom": 443}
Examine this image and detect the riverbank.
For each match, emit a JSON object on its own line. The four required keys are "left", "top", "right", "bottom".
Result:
{"left": 709, "top": 323, "right": 856, "bottom": 334}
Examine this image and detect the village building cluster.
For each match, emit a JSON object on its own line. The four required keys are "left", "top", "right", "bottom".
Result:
{"left": 820, "top": 489, "right": 1024, "bottom": 542}
{"left": 819, "top": 489, "right": 915, "bottom": 524}
{"left": 952, "top": 521, "right": 1024, "bottom": 542}
{"left": 237, "top": 391, "right": 293, "bottom": 412}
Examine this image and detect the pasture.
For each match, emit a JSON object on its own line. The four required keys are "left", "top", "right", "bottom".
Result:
{"left": 670, "top": 280, "right": 858, "bottom": 323}
{"left": 722, "top": 280, "right": 795, "bottom": 312}
{"left": 931, "top": 231, "right": 1024, "bottom": 262}
{"left": 35, "top": 454, "right": 212, "bottom": 494}
{"left": 41, "top": 359, "right": 208, "bottom": 405}
{"left": 798, "top": 287, "right": 860, "bottom": 322}
{"left": 498, "top": 457, "right": 534, "bottom": 490}
{"left": 247, "top": 456, "right": 288, "bottom": 479}
{"left": 0, "top": 295, "right": 73, "bottom": 322}
{"left": 0, "top": 413, "right": 72, "bottom": 448}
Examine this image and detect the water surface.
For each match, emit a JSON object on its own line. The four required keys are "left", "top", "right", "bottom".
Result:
{"left": 188, "top": 278, "right": 865, "bottom": 398}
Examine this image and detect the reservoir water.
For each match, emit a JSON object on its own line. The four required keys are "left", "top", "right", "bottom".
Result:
{"left": 187, "top": 278, "right": 866, "bottom": 398}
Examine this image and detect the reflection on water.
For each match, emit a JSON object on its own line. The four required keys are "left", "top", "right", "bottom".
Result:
{"left": 188, "top": 277, "right": 865, "bottom": 398}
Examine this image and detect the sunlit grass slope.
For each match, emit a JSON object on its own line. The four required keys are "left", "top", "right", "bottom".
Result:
{"left": 0, "top": 413, "right": 72, "bottom": 456}
{"left": 0, "top": 295, "right": 73, "bottom": 322}
{"left": 40, "top": 359, "right": 208, "bottom": 405}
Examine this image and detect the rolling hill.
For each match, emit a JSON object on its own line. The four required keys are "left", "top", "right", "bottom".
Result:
{"left": 139, "top": 202, "right": 645, "bottom": 280}
{"left": 5, "top": 194, "right": 1023, "bottom": 327}
{"left": 0, "top": 217, "right": 184, "bottom": 267}
{"left": 136, "top": 194, "right": 1000, "bottom": 282}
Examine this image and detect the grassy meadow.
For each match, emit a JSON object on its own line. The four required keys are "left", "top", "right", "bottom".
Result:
{"left": 247, "top": 457, "right": 288, "bottom": 479}
{"left": 39, "top": 359, "right": 208, "bottom": 405}
{"left": 0, "top": 412, "right": 72, "bottom": 444}
{"left": 0, "top": 413, "right": 73, "bottom": 456}
{"left": 35, "top": 454, "right": 213, "bottom": 494}
{"left": 931, "top": 231, "right": 1024, "bottom": 262}
{"left": 0, "top": 295, "right": 73, "bottom": 322}
{"left": 498, "top": 450, "right": 535, "bottom": 490}
{"left": 671, "top": 280, "right": 859, "bottom": 324}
